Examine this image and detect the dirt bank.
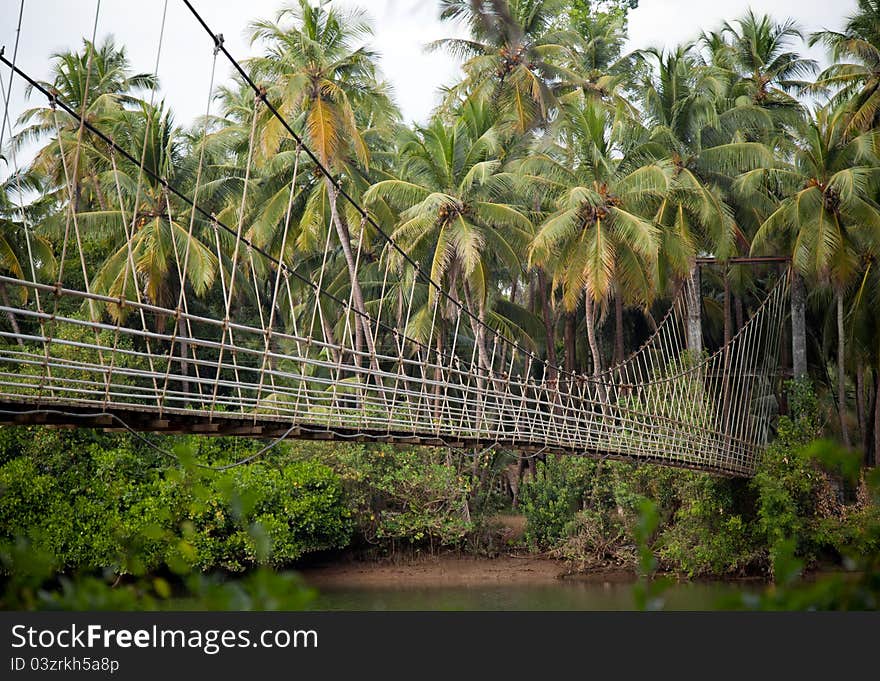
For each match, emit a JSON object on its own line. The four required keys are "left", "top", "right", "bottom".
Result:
{"left": 299, "top": 554, "right": 636, "bottom": 589}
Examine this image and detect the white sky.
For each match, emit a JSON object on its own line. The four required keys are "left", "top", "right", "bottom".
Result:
{"left": 0, "top": 0, "right": 858, "bottom": 142}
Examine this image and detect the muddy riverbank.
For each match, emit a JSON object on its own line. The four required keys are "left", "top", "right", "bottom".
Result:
{"left": 299, "top": 553, "right": 636, "bottom": 589}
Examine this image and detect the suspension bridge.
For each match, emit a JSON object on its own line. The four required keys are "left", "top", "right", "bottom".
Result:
{"left": 0, "top": 2, "right": 788, "bottom": 477}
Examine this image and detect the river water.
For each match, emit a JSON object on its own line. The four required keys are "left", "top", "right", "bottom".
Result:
{"left": 311, "top": 580, "right": 763, "bottom": 610}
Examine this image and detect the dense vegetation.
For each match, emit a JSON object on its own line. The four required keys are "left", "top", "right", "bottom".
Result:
{"left": 3, "top": 0, "right": 880, "bottom": 607}
{"left": 521, "top": 379, "right": 878, "bottom": 578}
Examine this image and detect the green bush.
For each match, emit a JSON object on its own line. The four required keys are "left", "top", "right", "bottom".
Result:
{"left": 553, "top": 508, "right": 636, "bottom": 570}
{"left": 519, "top": 456, "right": 594, "bottom": 550}
{"left": 751, "top": 378, "right": 829, "bottom": 569}
{"left": 658, "top": 474, "right": 759, "bottom": 576}
{"left": 185, "top": 460, "right": 352, "bottom": 570}
{"left": 321, "top": 444, "right": 473, "bottom": 552}
{"left": 0, "top": 427, "right": 352, "bottom": 574}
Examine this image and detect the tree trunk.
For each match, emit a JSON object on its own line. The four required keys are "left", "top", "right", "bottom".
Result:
{"left": 856, "top": 362, "right": 867, "bottom": 455}
{"left": 563, "top": 311, "right": 576, "bottom": 376}
{"left": 873, "top": 369, "right": 880, "bottom": 467}
{"left": 791, "top": 271, "right": 807, "bottom": 379}
{"left": 585, "top": 294, "right": 603, "bottom": 376}
{"left": 836, "top": 288, "right": 850, "bottom": 447}
{"left": 0, "top": 282, "right": 24, "bottom": 346}
{"left": 463, "top": 283, "right": 491, "bottom": 373}
{"left": 177, "top": 313, "right": 190, "bottom": 399}
{"left": 866, "top": 369, "right": 877, "bottom": 467}
{"left": 527, "top": 272, "right": 536, "bottom": 313}
{"left": 433, "top": 330, "right": 444, "bottom": 421}
{"left": 537, "top": 269, "right": 557, "bottom": 381}
{"left": 90, "top": 170, "right": 108, "bottom": 211}
{"left": 734, "top": 294, "right": 744, "bottom": 333}
{"left": 614, "top": 286, "right": 624, "bottom": 365}
{"left": 325, "top": 179, "right": 380, "bottom": 381}
{"left": 685, "top": 265, "right": 702, "bottom": 355}
{"left": 723, "top": 265, "right": 732, "bottom": 348}
{"left": 320, "top": 311, "right": 343, "bottom": 366}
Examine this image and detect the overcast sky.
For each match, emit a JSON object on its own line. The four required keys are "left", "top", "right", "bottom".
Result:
{"left": 0, "top": 0, "right": 859, "bottom": 145}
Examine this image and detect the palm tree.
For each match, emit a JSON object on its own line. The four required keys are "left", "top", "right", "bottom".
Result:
{"left": 849, "top": 253, "right": 880, "bottom": 464}
{"left": 749, "top": 106, "right": 880, "bottom": 445}
{"left": 14, "top": 37, "right": 156, "bottom": 214}
{"left": 0, "top": 174, "right": 56, "bottom": 343}
{"left": 433, "top": 0, "right": 575, "bottom": 134}
{"left": 635, "top": 44, "right": 775, "bottom": 352}
{"left": 720, "top": 11, "right": 817, "bottom": 130}
{"left": 363, "top": 104, "right": 532, "bottom": 372}
{"left": 247, "top": 0, "right": 397, "bottom": 368}
{"left": 810, "top": 0, "right": 880, "bottom": 133}
{"left": 700, "top": 12, "right": 816, "bottom": 354}
{"left": 57, "top": 102, "right": 217, "bottom": 323}
{"left": 526, "top": 96, "right": 664, "bottom": 374}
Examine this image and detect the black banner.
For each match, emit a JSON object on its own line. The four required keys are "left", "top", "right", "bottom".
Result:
{"left": 1, "top": 611, "right": 877, "bottom": 679}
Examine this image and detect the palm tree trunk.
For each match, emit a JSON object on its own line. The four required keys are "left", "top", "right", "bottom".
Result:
{"left": 585, "top": 294, "right": 603, "bottom": 376}
{"left": 463, "top": 283, "right": 491, "bottom": 373}
{"left": 528, "top": 272, "right": 536, "bottom": 312}
{"left": 873, "top": 368, "right": 880, "bottom": 467}
{"left": 325, "top": 179, "right": 380, "bottom": 380}
{"left": 563, "top": 311, "right": 576, "bottom": 376}
{"left": 686, "top": 265, "right": 702, "bottom": 355}
{"left": 720, "top": 265, "right": 734, "bottom": 422}
{"left": 791, "top": 271, "right": 807, "bottom": 379}
{"left": 90, "top": 170, "right": 108, "bottom": 211}
{"left": 585, "top": 293, "right": 610, "bottom": 416}
{"left": 320, "top": 311, "right": 343, "bottom": 366}
{"left": 433, "top": 331, "right": 443, "bottom": 421}
{"left": 537, "top": 269, "right": 557, "bottom": 381}
{"left": 836, "top": 288, "right": 850, "bottom": 447}
{"left": 856, "top": 362, "right": 867, "bottom": 454}
{"left": 867, "top": 369, "right": 877, "bottom": 467}
{"left": 177, "top": 314, "right": 190, "bottom": 399}
{"left": 614, "top": 286, "right": 624, "bottom": 365}
{"left": 735, "top": 294, "right": 744, "bottom": 332}
{"left": 723, "top": 265, "right": 732, "bottom": 348}
{"left": 0, "top": 282, "right": 24, "bottom": 346}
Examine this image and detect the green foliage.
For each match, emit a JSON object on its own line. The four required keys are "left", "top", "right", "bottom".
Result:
{"left": 1, "top": 529, "right": 317, "bottom": 612}
{"left": 552, "top": 507, "right": 635, "bottom": 570}
{"left": 0, "top": 427, "right": 352, "bottom": 576}
{"left": 657, "top": 474, "right": 758, "bottom": 577}
{"left": 321, "top": 444, "right": 474, "bottom": 552}
{"left": 519, "top": 456, "right": 595, "bottom": 550}
{"left": 521, "top": 456, "right": 662, "bottom": 569}
{"left": 568, "top": 0, "right": 638, "bottom": 33}
{"left": 751, "top": 378, "right": 827, "bottom": 568}
{"left": 632, "top": 498, "right": 672, "bottom": 610}
{"left": 521, "top": 380, "right": 877, "bottom": 584}
{"left": 184, "top": 460, "right": 352, "bottom": 570}
{"left": 720, "top": 448, "right": 880, "bottom": 609}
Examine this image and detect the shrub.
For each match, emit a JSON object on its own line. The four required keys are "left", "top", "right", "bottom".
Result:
{"left": 552, "top": 508, "right": 636, "bottom": 571}
{"left": 519, "top": 455, "right": 594, "bottom": 550}
{"left": 751, "top": 378, "right": 828, "bottom": 569}
{"left": 0, "top": 428, "right": 352, "bottom": 574}
{"left": 323, "top": 444, "right": 473, "bottom": 553}
{"left": 658, "top": 474, "right": 759, "bottom": 577}
{"left": 186, "top": 460, "right": 352, "bottom": 571}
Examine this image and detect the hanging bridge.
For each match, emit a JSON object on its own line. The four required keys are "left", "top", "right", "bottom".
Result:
{"left": 0, "top": 2, "right": 788, "bottom": 477}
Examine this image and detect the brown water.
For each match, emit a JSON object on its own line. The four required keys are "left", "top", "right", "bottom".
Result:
{"left": 310, "top": 579, "right": 762, "bottom": 610}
